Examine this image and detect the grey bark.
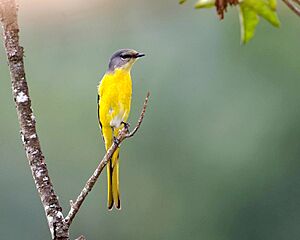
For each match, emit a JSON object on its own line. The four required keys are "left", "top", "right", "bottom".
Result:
{"left": 0, "top": 0, "right": 69, "bottom": 239}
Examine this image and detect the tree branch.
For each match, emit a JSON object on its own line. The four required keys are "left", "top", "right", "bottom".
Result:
{"left": 65, "top": 92, "right": 150, "bottom": 226}
{"left": 0, "top": 0, "right": 69, "bottom": 239}
{"left": 292, "top": 0, "right": 300, "bottom": 6}
{"left": 282, "top": 0, "right": 300, "bottom": 17}
{"left": 75, "top": 236, "right": 86, "bottom": 240}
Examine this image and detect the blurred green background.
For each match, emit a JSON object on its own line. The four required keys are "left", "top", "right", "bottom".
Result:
{"left": 1, "top": 0, "right": 300, "bottom": 239}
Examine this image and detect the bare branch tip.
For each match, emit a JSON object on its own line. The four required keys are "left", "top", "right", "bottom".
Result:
{"left": 124, "top": 91, "right": 150, "bottom": 138}
{"left": 283, "top": 0, "right": 300, "bottom": 17}
{"left": 145, "top": 91, "right": 150, "bottom": 104}
{"left": 75, "top": 235, "right": 86, "bottom": 240}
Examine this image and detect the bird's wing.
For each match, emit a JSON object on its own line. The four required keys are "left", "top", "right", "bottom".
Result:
{"left": 97, "top": 93, "right": 102, "bottom": 129}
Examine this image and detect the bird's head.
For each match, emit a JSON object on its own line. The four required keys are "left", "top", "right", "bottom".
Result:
{"left": 108, "top": 49, "right": 145, "bottom": 72}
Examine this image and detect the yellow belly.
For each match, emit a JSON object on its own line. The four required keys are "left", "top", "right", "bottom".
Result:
{"left": 98, "top": 69, "right": 132, "bottom": 128}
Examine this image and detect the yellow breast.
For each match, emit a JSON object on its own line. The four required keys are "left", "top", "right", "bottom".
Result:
{"left": 98, "top": 68, "right": 132, "bottom": 128}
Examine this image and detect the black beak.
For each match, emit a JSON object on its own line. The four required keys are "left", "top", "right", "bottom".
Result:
{"left": 136, "top": 53, "right": 145, "bottom": 58}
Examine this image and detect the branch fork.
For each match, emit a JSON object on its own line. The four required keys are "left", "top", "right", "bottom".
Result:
{"left": 65, "top": 92, "right": 150, "bottom": 226}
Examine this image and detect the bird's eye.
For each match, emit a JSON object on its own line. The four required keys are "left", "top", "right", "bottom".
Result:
{"left": 121, "top": 54, "right": 131, "bottom": 60}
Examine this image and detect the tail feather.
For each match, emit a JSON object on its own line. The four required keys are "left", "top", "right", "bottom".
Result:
{"left": 112, "top": 150, "right": 121, "bottom": 209}
{"left": 107, "top": 159, "right": 114, "bottom": 210}
{"left": 103, "top": 126, "right": 121, "bottom": 210}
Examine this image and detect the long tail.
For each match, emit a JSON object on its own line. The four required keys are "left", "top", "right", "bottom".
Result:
{"left": 111, "top": 148, "right": 121, "bottom": 209}
{"left": 102, "top": 127, "right": 121, "bottom": 210}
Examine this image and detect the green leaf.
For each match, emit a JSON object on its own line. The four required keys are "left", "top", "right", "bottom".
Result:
{"left": 242, "top": 0, "right": 280, "bottom": 27}
{"left": 195, "top": 0, "right": 215, "bottom": 9}
{"left": 179, "top": 0, "right": 280, "bottom": 43}
{"left": 239, "top": 4, "right": 260, "bottom": 43}
{"left": 268, "top": 0, "right": 277, "bottom": 10}
{"left": 239, "top": 0, "right": 280, "bottom": 43}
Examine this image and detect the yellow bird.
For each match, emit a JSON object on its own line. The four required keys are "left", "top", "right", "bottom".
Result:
{"left": 98, "top": 49, "right": 145, "bottom": 210}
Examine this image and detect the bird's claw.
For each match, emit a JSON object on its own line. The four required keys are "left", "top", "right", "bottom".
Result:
{"left": 113, "top": 136, "right": 120, "bottom": 145}
{"left": 121, "top": 121, "right": 130, "bottom": 132}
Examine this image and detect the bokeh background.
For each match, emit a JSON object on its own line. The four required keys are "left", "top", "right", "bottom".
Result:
{"left": 1, "top": 0, "right": 300, "bottom": 239}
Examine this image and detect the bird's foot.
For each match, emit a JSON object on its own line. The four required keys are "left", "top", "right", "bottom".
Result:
{"left": 121, "top": 121, "right": 130, "bottom": 132}
{"left": 113, "top": 136, "right": 120, "bottom": 145}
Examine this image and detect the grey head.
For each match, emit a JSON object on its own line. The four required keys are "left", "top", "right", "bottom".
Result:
{"left": 108, "top": 49, "right": 145, "bottom": 72}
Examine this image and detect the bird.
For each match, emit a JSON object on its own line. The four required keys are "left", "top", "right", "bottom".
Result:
{"left": 97, "top": 49, "right": 145, "bottom": 210}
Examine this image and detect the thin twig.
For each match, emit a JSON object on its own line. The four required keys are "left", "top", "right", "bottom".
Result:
{"left": 75, "top": 235, "right": 86, "bottom": 240}
{"left": 282, "top": 0, "right": 300, "bottom": 17}
{"left": 126, "top": 91, "right": 150, "bottom": 138}
{"left": 65, "top": 92, "right": 150, "bottom": 226}
{"left": 0, "top": 0, "right": 69, "bottom": 239}
{"left": 292, "top": 0, "right": 300, "bottom": 6}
